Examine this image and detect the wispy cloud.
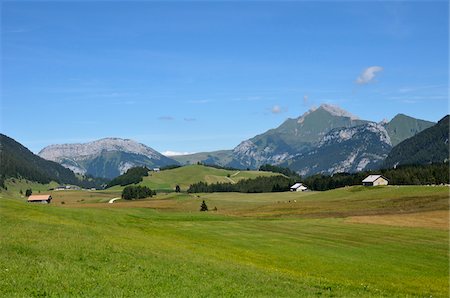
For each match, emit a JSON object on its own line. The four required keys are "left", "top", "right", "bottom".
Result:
{"left": 356, "top": 66, "right": 383, "bottom": 84}
{"left": 188, "top": 99, "right": 213, "bottom": 104}
{"left": 401, "top": 99, "right": 417, "bottom": 104}
{"left": 184, "top": 118, "right": 196, "bottom": 122}
{"left": 271, "top": 105, "right": 282, "bottom": 114}
{"left": 158, "top": 116, "right": 174, "bottom": 121}
{"left": 231, "top": 96, "right": 262, "bottom": 102}
{"left": 162, "top": 150, "right": 194, "bottom": 156}
{"left": 271, "top": 105, "right": 288, "bottom": 114}
{"left": 389, "top": 95, "right": 447, "bottom": 101}
{"left": 303, "top": 95, "right": 309, "bottom": 106}
{"left": 4, "top": 27, "right": 33, "bottom": 34}
{"left": 398, "top": 84, "right": 446, "bottom": 94}
{"left": 111, "top": 99, "right": 136, "bottom": 105}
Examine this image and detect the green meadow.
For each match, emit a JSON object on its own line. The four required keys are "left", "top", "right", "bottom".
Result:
{"left": 110, "top": 164, "right": 281, "bottom": 192}
{"left": 1, "top": 184, "right": 448, "bottom": 297}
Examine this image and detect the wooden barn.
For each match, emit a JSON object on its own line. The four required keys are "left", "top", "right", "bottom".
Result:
{"left": 27, "top": 195, "right": 52, "bottom": 204}
{"left": 362, "top": 175, "right": 389, "bottom": 186}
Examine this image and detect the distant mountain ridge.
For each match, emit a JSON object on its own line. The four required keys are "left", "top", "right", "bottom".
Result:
{"left": 37, "top": 104, "right": 439, "bottom": 178}
{"left": 39, "top": 138, "right": 179, "bottom": 179}
{"left": 384, "top": 114, "right": 435, "bottom": 146}
{"left": 227, "top": 104, "right": 369, "bottom": 169}
{"left": 174, "top": 104, "right": 436, "bottom": 175}
{"left": 383, "top": 115, "right": 449, "bottom": 168}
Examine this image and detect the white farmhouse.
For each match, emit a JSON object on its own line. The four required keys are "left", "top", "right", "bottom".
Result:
{"left": 290, "top": 183, "right": 308, "bottom": 192}
{"left": 362, "top": 175, "right": 389, "bottom": 186}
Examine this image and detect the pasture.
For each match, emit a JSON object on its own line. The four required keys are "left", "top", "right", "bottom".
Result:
{"left": 109, "top": 164, "right": 281, "bottom": 192}
{"left": 0, "top": 185, "right": 448, "bottom": 297}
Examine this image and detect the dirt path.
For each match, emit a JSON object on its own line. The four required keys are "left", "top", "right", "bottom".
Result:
{"left": 225, "top": 177, "right": 236, "bottom": 184}
{"left": 108, "top": 197, "right": 121, "bottom": 204}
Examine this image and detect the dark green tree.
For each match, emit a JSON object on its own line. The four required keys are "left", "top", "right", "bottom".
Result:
{"left": 122, "top": 185, "right": 153, "bottom": 200}
{"left": 200, "top": 200, "right": 208, "bottom": 212}
{"left": 25, "top": 188, "right": 32, "bottom": 197}
{"left": 175, "top": 185, "right": 181, "bottom": 193}
{"left": 107, "top": 167, "right": 149, "bottom": 188}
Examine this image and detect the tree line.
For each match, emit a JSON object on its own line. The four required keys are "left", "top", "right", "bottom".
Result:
{"left": 107, "top": 167, "right": 149, "bottom": 188}
{"left": 187, "top": 175, "right": 294, "bottom": 193}
{"left": 259, "top": 164, "right": 301, "bottom": 179}
{"left": 187, "top": 162, "right": 449, "bottom": 193}
{"left": 301, "top": 162, "right": 449, "bottom": 191}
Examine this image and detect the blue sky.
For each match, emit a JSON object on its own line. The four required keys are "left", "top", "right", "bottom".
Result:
{"left": 1, "top": 1, "right": 448, "bottom": 154}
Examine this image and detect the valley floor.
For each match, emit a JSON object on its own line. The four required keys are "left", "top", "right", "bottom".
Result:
{"left": 0, "top": 185, "right": 448, "bottom": 297}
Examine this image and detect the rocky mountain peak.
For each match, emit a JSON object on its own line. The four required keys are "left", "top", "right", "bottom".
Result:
{"left": 38, "top": 137, "right": 178, "bottom": 179}
{"left": 39, "top": 138, "right": 161, "bottom": 161}
{"left": 297, "top": 104, "right": 359, "bottom": 124}
{"left": 319, "top": 104, "right": 360, "bottom": 120}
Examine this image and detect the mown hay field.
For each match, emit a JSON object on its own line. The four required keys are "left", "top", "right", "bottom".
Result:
{"left": 1, "top": 185, "right": 448, "bottom": 297}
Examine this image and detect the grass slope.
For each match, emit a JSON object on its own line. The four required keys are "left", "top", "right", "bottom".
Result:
{"left": 171, "top": 150, "right": 234, "bottom": 166}
{"left": 0, "top": 178, "right": 59, "bottom": 198}
{"left": 1, "top": 186, "right": 448, "bottom": 297}
{"left": 111, "top": 164, "right": 280, "bottom": 191}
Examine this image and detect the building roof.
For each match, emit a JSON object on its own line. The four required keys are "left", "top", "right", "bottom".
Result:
{"left": 362, "top": 175, "right": 388, "bottom": 183}
{"left": 27, "top": 195, "right": 52, "bottom": 201}
{"left": 290, "top": 183, "right": 306, "bottom": 189}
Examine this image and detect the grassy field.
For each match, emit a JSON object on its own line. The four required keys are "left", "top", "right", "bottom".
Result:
{"left": 1, "top": 184, "right": 448, "bottom": 297}
{"left": 110, "top": 164, "right": 281, "bottom": 192}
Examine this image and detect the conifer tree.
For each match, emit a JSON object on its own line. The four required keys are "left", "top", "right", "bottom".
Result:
{"left": 200, "top": 200, "right": 208, "bottom": 211}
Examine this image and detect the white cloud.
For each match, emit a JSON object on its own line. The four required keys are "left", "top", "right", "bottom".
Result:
{"left": 162, "top": 151, "right": 194, "bottom": 156}
{"left": 356, "top": 66, "right": 383, "bottom": 85}
{"left": 303, "top": 95, "right": 309, "bottom": 105}
{"left": 271, "top": 105, "right": 282, "bottom": 114}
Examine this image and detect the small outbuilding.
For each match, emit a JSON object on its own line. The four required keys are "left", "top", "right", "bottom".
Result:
{"left": 290, "top": 183, "right": 308, "bottom": 192}
{"left": 27, "top": 195, "right": 52, "bottom": 204}
{"left": 362, "top": 175, "right": 389, "bottom": 186}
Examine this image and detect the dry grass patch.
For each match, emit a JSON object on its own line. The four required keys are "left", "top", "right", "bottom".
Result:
{"left": 346, "top": 210, "right": 449, "bottom": 230}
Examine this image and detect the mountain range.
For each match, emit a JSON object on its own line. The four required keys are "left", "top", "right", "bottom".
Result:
{"left": 173, "top": 104, "right": 435, "bottom": 173}
{"left": 20, "top": 103, "right": 440, "bottom": 179}
{"left": 383, "top": 115, "right": 449, "bottom": 168}
{"left": 38, "top": 138, "right": 178, "bottom": 179}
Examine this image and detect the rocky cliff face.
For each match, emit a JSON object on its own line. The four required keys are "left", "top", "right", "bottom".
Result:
{"left": 229, "top": 104, "right": 368, "bottom": 169}
{"left": 285, "top": 122, "right": 392, "bottom": 176}
{"left": 39, "top": 138, "right": 178, "bottom": 179}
